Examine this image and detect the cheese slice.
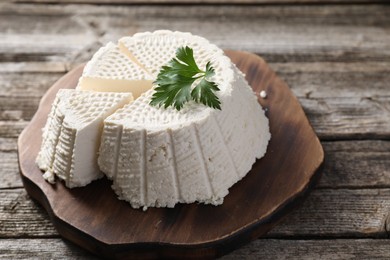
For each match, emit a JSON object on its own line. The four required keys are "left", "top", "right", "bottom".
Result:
{"left": 77, "top": 42, "right": 154, "bottom": 98}
{"left": 36, "top": 89, "right": 133, "bottom": 188}
{"left": 98, "top": 31, "right": 271, "bottom": 209}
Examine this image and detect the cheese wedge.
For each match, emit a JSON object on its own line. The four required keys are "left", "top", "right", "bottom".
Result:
{"left": 118, "top": 31, "right": 208, "bottom": 77}
{"left": 77, "top": 42, "right": 154, "bottom": 98}
{"left": 36, "top": 89, "right": 133, "bottom": 188}
{"left": 98, "top": 31, "right": 271, "bottom": 209}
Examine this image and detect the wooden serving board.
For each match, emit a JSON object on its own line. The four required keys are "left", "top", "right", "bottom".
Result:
{"left": 18, "top": 50, "right": 324, "bottom": 259}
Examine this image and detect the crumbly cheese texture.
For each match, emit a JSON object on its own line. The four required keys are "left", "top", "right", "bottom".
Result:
{"left": 36, "top": 89, "right": 133, "bottom": 188}
{"left": 76, "top": 42, "right": 153, "bottom": 98}
{"left": 98, "top": 31, "right": 271, "bottom": 209}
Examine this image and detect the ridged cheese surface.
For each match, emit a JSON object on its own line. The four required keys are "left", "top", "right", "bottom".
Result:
{"left": 36, "top": 89, "right": 133, "bottom": 188}
{"left": 98, "top": 31, "right": 271, "bottom": 209}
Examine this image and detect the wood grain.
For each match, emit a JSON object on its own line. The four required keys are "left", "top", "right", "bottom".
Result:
{"left": 0, "top": 121, "right": 28, "bottom": 138}
{"left": 320, "top": 141, "right": 390, "bottom": 189}
{"left": 224, "top": 239, "right": 390, "bottom": 259}
{"left": 0, "top": 189, "right": 57, "bottom": 237}
{"left": 0, "top": 239, "right": 97, "bottom": 259}
{"left": 2, "top": 238, "right": 390, "bottom": 260}
{"left": 0, "top": 138, "right": 17, "bottom": 152}
{"left": 301, "top": 97, "right": 390, "bottom": 140}
{"left": 18, "top": 51, "right": 323, "bottom": 259}
{"left": 0, "top": 152, "right": 23, "bottom": 188}
{"left": 3, "top": 188, "right": 390, "bottom": 238}
{"left": 269, "top": 188, "right": 390, "bottom": 238}
{"left": 1, "top": 4, "right": 389, "bottom": 63}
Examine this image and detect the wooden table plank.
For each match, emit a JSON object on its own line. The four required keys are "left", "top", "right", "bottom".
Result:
{"left": 273, "top": 62, "right": 390, "bottom": 99}
{"left": 0, "top": 138, "right": 17, "bottom": 152}
{"left": 0, "top": 62, "right": 67, "bottom": 73}
{"left": 0, "top": 238, "right": 97, "bottom": 259}
{"left": 268, "top": 188, "right": 390, "bottom": 237}
{"left": 0, "top": 4, "right": 389, "bottom": 63}
{"left": 2, "top": 188, "right": 390, "bottom": 238}
{"left": 2, "top": 238, "right": 390, "bottom": 259}
{"left": 320, "top": 141, "right": 390, "bottom": 189}
{"left": 0, "top": 121, "right": 28, "bottom": 138}
{"left": 223, "top": 239, "right": 390, "bottom": 259}
{"left": 0, "top": 189, "right": 57, "bottom": 237}
{"left": 2, "top": 238, "right": 390, "bottom": 260}
{"left": 301, "top": 97, "right": 390, "bottom": 140}
{"left": 0, "top": 152, "right": 22, "bottom": 188}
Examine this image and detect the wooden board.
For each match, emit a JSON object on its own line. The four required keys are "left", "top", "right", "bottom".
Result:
{"left": 18, "top": 50, "right": 324, "bottom": 259}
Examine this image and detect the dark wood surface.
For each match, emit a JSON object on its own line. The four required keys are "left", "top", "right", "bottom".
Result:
{"left": 2, "top": 1, "right": 390, "bottom": 259}
{"left": 18, "top": 50, "right": 323, "bottom": 259}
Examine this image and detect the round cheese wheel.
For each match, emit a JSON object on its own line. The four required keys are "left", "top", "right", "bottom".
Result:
{"left": 96, "top": 31, "right": 271, "bottom": 209}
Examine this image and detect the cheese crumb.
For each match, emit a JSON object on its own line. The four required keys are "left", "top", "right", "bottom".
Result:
{"left": 43, "top": 171, "right": 55, "bottom": 184}
{"left": 260, "top": 90, "right": 267, "bottom": 99}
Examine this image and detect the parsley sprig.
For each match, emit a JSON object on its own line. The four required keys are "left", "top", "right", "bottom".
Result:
{"left": 150, "top": 46, "right": 221, "bottom": 111}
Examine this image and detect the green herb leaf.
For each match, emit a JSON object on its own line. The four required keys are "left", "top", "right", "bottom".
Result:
{"left": 191, "top": 79, "right": 221, "bottom": 110}
{"left": 150, "top": 46, "right": 221, "bottom": 111}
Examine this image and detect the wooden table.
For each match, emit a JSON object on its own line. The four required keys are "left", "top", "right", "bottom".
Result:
{"left": 1, "top": 1, "right": 389, "bottom": 259}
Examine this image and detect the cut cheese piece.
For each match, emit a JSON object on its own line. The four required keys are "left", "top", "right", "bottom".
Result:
{"left": 99, "top": 31, "right": 271, "bottom": 209}
{"left": 36, "top": 89, "right": 133, "bottom": 188}
{"left": 118, "top": 41, "right": 149, "bottom": 73}
{"left": 77, "top": 42, "right": 154, "bottom": 98}
{"left": 119, "top": 31, "right": 201, "bottom": 77}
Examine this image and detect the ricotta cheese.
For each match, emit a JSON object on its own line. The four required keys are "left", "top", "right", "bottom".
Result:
{"left": 36, "top": 89, "right": 133, "bottom": 188}
{"left": 98, "top": 31, "right": 271, "bottom": 209}
{"left": 76, "top": 42, "right": 153, "bottom": 98}
{"left": 37, "top": 30, "right": 271, "bottom": 210}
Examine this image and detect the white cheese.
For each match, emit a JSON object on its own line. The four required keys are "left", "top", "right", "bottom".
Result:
{"left": 37, "top": 31, "right": 271, "bottom": 209}
{"left": 98, "top": 31, "right": 271, "bottom": 209}
{"left": 76, "top": 42, "right": 153, "bottom": 98}
{"left": 36, "top": 89, "right": 133, "bottom": 188}
{"left": 118, "top": 31, "right": 213, "bottom": 77}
